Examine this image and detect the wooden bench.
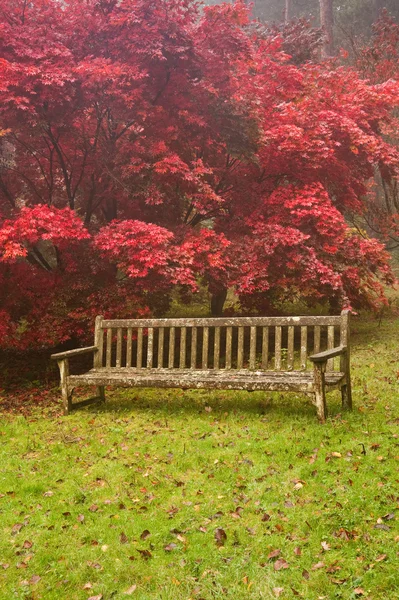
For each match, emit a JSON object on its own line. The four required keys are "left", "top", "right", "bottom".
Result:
{"left": 51, "top": 311, "right": 352, "bottom": 422}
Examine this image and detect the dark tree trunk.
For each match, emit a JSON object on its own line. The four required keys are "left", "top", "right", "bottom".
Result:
{"left": 319, "top": 0, "right": 334, "bottom": 57}
{"left": 210, "top": 288, "right": 227, "bottom": 317}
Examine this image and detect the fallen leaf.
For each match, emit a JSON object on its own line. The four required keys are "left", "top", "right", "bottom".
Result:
{"left": 321, "top": 541, "right": 331, "bottom": 551}
{"left": 120, "top": 532, "right": 128, "bottom": 544}
{"left": 11, "top": 523, "right": 23, "bottom": 535}
{"left": 268, "top": 549, "right": 281, "bottom": 560}
{"left": 294, "top": 547, "right": 301, "bottom": 556}
{"left": 376, "top": 554, "right": 387, "bottom": 562}
{"left": 311, "top": 561, "right": 325, "bottom": 570}
{"left": 354, "top": 588, "right": 365, "bottom": 596}
{"left": 140, "top": 530, "right": 150, "bottom": 540}
{"left": 273, "top": 588, "right": 284, "bottom": 598}
{"left": 43, "top": 491, "right": 53, "bottom": 497}
{"left": 83, "top": 583, "right": 93, "bottom": 590}
{"left": 164, "top": 543, "right": 177, "bottom": 551}
{"left": 331, "top": 452, "right": 342, "bottom": 458}
{"left": 88, "top": 596, "right": 103, "bottom": 600}
{"left": 215, "top": 528, "right": 227, "bottom": 547}
{"left": 23, "top": 541, "right": 33, "bottom": 549}
{"left": 29, "top": 575, "right": 41, "bottom": 585}
{"left": 124, "top": 584, "right": 137, "bottom": 595}
{"left": 137, "top": 549, "right": 152, "bottom": 559}
{"left": 89, "top": 504, "right": 99, "bottom": 512}
{"left": 302, "top": 569, "right": 310, "bottom": 580}
{"left": 274, "top": 558, "right": 289, "bottom": 571}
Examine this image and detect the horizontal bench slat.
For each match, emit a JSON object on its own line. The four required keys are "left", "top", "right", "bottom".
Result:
{"left": 101, "top": 316, "right": 342, "bottom": 328}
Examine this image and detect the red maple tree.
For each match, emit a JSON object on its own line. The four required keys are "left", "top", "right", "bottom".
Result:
{"left": 0, "top": 0, "right": 398, "bottom": 349}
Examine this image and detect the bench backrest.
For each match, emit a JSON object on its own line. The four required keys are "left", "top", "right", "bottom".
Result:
{"left": 94, "top": 312, "right": 350, "bottom": 373}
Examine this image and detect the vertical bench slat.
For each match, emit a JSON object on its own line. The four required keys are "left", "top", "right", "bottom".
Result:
{"left": 157, "top": 327, "right": 164, "bottom": 368}
{"left": 225, "top": 326, "right": 232, "bottom": 369}
{"left": 106, "top": 328, "right": 112, "bottom": 368}
{"left": 300, "top": 326, "right": 307, "bottom": 370}
{"left": 137, "top": 327, "right": 143, "bottom": 369}
{"left": 275, "top": 326, "right": 282, "bottom": 370}
{"left": 202, "top": 327, "right": 209, "bottom": 369}
{"left": 94, "top": 316, "right": 104, "bottom": 369}
{"left": 168, "top": 327, "right": 175, "bottom": 368}
{"left": 147, "top": 327, "right": 154, "bottom": 368}
{"left": 249, "top": 326, "right": 256, "bottom": 370}
{"left": 116, "top": 328, "right": 123, "bottom": 368}
{"left": 214, "top": 327, "right": 220, "bottom": 369}
{"left": 314, "top": 325, "right": 321, "bottom": 354}
{"left": 237, "top": 326, "right": 244, "bottom": 369}
{"left": 327, "top": 325, "right": 335, "bottom": 371}
{"left": 179, "top": 327, "right": 186, "bottom": 369}
{"left": 190, "top": 327, "right": 197, "bottom": 369}
{"left": 126, "top": 327, "right": 132, "bottom": 368}
{"left": 287, "top": 326, "right": 294, "bottom": 370}
{"left": 262, "top": 326, "right": 269, "bottom": 369}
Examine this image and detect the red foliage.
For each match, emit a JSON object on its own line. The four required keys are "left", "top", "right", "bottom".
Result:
{"left": 0, "top": 0, "right": 398, "bottom": 349}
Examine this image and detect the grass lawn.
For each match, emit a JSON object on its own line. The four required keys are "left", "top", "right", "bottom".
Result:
{"left": 0, "top": 315, "right": 398, "bottom": 600}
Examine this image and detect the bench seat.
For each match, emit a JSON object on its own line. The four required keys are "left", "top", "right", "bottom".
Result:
{"left": 68, "top": 368, "right": 345, "bottom": 393}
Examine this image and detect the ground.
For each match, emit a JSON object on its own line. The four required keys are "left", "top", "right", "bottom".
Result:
{"left": 0, "top": 315, "right": 398, "bottom": 600}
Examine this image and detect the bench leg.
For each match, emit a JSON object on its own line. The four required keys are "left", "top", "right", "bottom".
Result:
{"left": 58, "top": 359, "right": 73, "bottom": 415}
{"left": 314, "top": 363, "right": 327, "bottom": 423}
{"left": 341, "top": 382, "right": 352, "bottom": 410}
{"left": 97, "top": 386, "right": 106, "bottom": 403}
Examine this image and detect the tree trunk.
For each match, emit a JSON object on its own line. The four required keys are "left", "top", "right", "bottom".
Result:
{"left": 319, "top": 0, "right": 334, "bottom": 57}
{"left": 210, "top": 288, "right": 227, "bottom": 317}
{"left": 285, "top": 0, "right": 291, "bottom": 23}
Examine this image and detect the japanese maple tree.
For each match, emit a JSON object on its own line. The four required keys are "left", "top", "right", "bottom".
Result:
{"left": 0, "top": 0, "right": 398, "bottom": 349}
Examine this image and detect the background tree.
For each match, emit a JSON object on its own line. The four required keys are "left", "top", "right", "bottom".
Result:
{"left": 0, "top": 0, "right": 398, "bottom": 349}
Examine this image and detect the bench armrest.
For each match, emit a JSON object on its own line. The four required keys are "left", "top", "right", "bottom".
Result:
{"left": 309, "top": 345, "right": 347, "bottom": 363}
{"left": 51, "top": 346, "right": 98, "bottom": 361}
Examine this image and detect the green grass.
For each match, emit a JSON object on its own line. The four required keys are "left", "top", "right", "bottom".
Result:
{"left": 0, "top": 316, "right": 399, "bottom": 600}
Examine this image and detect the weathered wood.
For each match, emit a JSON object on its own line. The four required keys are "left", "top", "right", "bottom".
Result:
{"left": 106, "top": 329, "right": 112, "bottom": 368}
{"left": 313, "top": 362, "right": 327, "bottom": 423}
{"left": 102, "top": 316, "right": 341, "bottom": 329}
{"left": 56, "top": 312, "right": 352, "bottom": 422}
{"left": 58, "top": 358, "right": 72, "bottom": 415}
{"left": 158, "top": 327, "right": 164, "bottom": 369}
{"left": 69, "top": 368, "right": 344, "bottom": 393}
{"left": 94, "top": 315, "right": 104, "bottom": 369}
{"left": 202, "top": 326, "right": 209, "bottom": 369}
{"left": 225, "top": 326, "right": 232, "bottom": 369}
{"left": 147, "top": 327, "right": 154, "bottom": 368}
{"left": 314, "top": 325, "right": 321, "bottom": 354}
{"left": 275, "top": 326, "right": 282, "bottom": 370}
{"left": 126, "top": 327, "right": 133, "bottom": 368}
{"left": 190, "top": 327, "right": 197, "bottom": 369}
{"left": 248, "top": 326, "right": 255, "bottom": 370}
{"left": 214, "top": 326, "right": 220, "bottom": 369}
{"left": 116, "top": 328, "right": 123, "bottom": 368}
{"left": 237, "top": 326, "right": 244, "bottom": 369}
{"left": 137, "top": 327, "right": 143, "bottom": 369}
{"left": 94, "top": 316, "right": 106, "bottom": 403}
{"left": 168, "top": 327, "right": 175, "bottom": 368}
{"left": 70, "top": 396, "right": 103, "bottom": 410}
{"left": 51, "top": 346, "right": 98, "bottom": 361}
{"left": 179, "top": 327, "right": 186, "bottom": 369}
{"left": 287, "top": 326, "right": 294, "bottom": 370}
{"left": 261, "top": 327, "right": 269, "bottom": 370}
{"left": 340, "top": 310, "right": 352, "bottom": 409}
{"left": 310, "top": 345, "right": 346, "bottom": 363}
{"left": 327, "top": 325, "right": 335, "bottom": 371}
{"left": 300, "top": 326, "right": 307, "bottom": 370}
